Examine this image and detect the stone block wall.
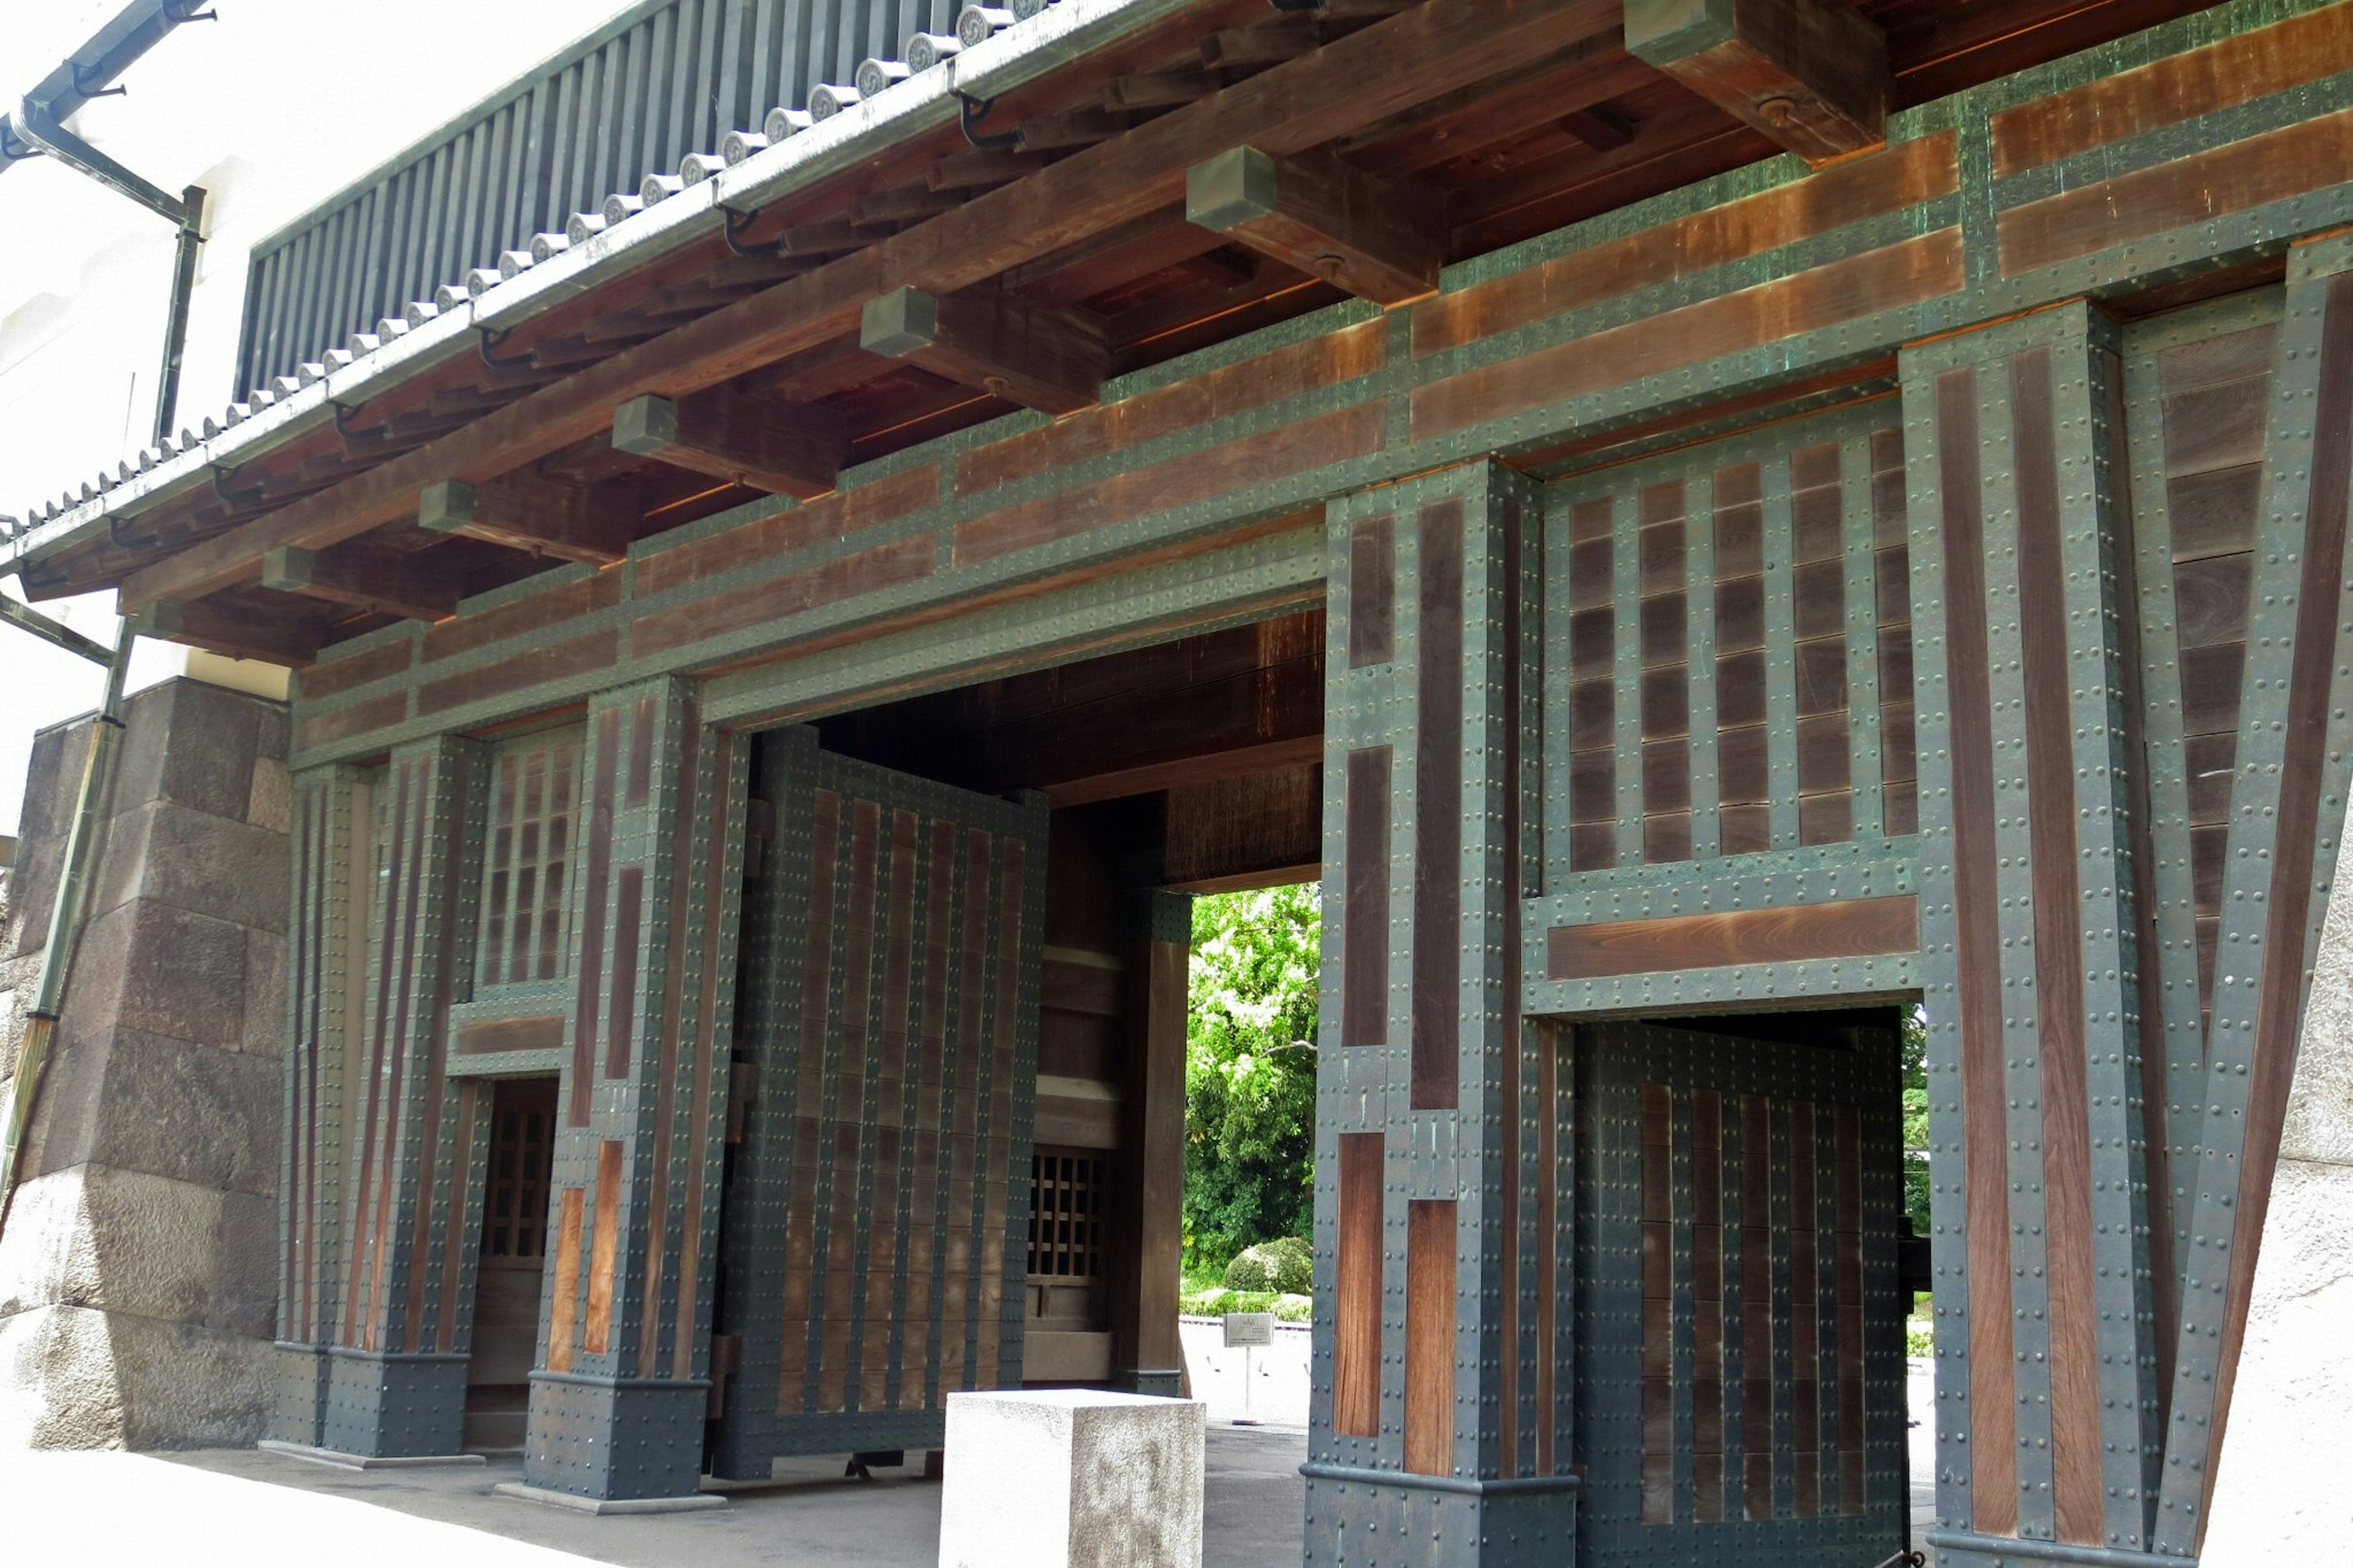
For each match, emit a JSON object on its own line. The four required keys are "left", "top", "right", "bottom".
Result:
{"left": 0, "top": 678, "right": 290, "bottom": 1449}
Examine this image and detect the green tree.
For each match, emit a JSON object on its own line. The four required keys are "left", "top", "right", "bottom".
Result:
{"left": 1183, "top": 882, "right": 1319, "bottom": 1271}
{"left": 1903, "top": 1003, "right": 1930, "bottom": 1237}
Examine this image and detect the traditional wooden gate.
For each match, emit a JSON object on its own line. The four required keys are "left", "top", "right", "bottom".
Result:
{"left": 1575, "top": 1018, "right": 1908, "bottom": 1567}
{"left": 710, "top": 727, "right": 1048, "bottom": 1474}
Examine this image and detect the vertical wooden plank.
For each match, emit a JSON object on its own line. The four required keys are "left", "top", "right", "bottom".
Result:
{"left": 1841, "top": 431, "right": 1885, "bottom": 839}
{"left": 1761, "top": 459, "right": 1802, "bottom": 849}
{"left": 2010, "top": 343, "right": 2106, "bottom": 1545}
{"left": 604, "top": 868, "right": 643, "bottom": 1078}
{"left": 1568, "top": 495, "right": 1618, "bottom": 871}
{"left": 1613, "top": 489, "right": 1647, "bottom": 865}
{"left": 1789, "top": 1099, "right": 1821, "bottom": 1518}
{"left": 1692, "top": 1088, "right": 1724, "bottom": 1522}
{"left": 1686, "top": 471, "right": 1721, "bottom": 860}
{"left": 1341, "top": 746, "right": 1392, "bottom": 1048}
{"left": 1835, "top": 1106, "right": 1866, "bottom": 1516}
{"left": 778, "top": 789, "right": 840, "bottom": 1403}
{"left": 1767, "top": 1097, "right": 1795, "bottom": 1520}
{"left": 1335, "top": 1132, "right": 1384, "bottom": 1438}
{"left": 818, "top": 800, "right": 882, "bottom": 1412}
{"left": 1740, "top": 1094, "right": 1773, "bottom": 1520}
{"left": 585, "top": 1140, "right": 623, "bottom": 1356}
{"left": 1543, "top": 488, "right": 1576, "bottom": 889}
{"left": 547, "top": 1185, "right": 585, "bottom": 1374}
{"left": 1718, "top": 1081, "right": 1747, "bottom": 1520}
{"left": 1349, "top": 512, "right": 1396, "bottom": 667}
{"left": 1412, "top": 500, "right": 1464, "bottom": 1110}
{"left": 1931, "top": 362, "right": 2020, "bottom": 1534}
{"left": 1640, "top": 1085, "right": 1673, "bottom": 1522}
{"left": 862, "top": 809, "right": 920, "bottom": 1410}
{"left": 1404, "top": 1198, "right": 1457, "bottom": 1476}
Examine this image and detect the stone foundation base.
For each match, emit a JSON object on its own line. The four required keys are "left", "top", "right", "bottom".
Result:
{"left": 523, "top": 1371, "right": 710, "bottom": 1501}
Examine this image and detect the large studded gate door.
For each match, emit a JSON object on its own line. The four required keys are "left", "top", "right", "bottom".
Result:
{"left": 710, "top": 728, "right": 1047, "bottom": 1475}
{"left": 1575, "top": 1018, "right": 1908, "bottom": 1566}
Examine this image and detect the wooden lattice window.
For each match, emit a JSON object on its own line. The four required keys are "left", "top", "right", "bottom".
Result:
{"left": 484, "top": 1095, "right": 553, "bottom": 1259}
{"left": 477, "top": 735, "right": 583, "bottom": 987}
{"left": 1028, "top": 1152, "right": 1105, "bottom": 1279}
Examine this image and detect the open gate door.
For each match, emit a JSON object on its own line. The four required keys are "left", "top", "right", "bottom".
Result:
{"left": 1575, "top": 1017, "right": 1908, "bottom": 1566}
{"left": 710, "top": 727, "right": 1048, "bottom": 1475}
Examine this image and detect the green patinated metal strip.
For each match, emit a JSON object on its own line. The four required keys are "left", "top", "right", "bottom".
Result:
{"left": 1523, "top": 953, "right": 1920, "bottom": 1022}
{"left": 1525, "top": 836, "right": 1918, "bottom": 933}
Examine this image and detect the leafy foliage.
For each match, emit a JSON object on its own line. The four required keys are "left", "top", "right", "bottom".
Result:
{"left": 1902, "top": 1003, "right": 1930, "bottom": 1238}
{"left": 1183, "top": 883, "right": 1320, "bottom": 1272}
{"left": 1222, "top": 1236, "right": 1313, "bottom": 1293}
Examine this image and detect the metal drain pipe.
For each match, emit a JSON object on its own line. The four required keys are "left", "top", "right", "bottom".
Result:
{"left": 0, "top": 600, "right": 133, "bottom": 1236}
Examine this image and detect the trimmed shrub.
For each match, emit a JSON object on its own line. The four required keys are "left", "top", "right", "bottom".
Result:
{"left": 1222, "top": 1249, "right": 1273, "bottom": 1291}
{"left": 1262, "top": 1236, "right": 1313, "bottom": 1295}
{"left": 1223, "top": 1237, "right": 1313, "bottom": 1295}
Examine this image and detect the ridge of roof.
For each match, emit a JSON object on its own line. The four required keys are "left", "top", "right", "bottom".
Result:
{"left": 0, "top": 0, "right": 1192, "bottom": 577}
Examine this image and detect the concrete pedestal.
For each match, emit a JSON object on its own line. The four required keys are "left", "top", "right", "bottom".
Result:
{"left": 938, "top": 1389, "right": 1205, "bottom": 1568}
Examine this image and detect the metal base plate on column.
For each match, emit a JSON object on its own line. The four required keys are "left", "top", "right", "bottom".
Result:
{"left": 258, "top": 1439, "right": 485, "bottom": 1470}
{"left": 493, "top": 1480, "right": 727, "bottom": 1515}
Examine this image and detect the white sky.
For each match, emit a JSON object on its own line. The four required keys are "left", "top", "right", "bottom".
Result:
{"left": 0, "top": 0, "right": 632, "bottom": 835}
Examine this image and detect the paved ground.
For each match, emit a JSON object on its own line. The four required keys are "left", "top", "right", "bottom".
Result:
{"left": 0, "top": 1363, "right": 1940, "bottom": 1566}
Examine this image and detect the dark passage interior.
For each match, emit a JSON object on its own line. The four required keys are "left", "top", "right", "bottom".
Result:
{"left": 465, "top": 1075, "right": 559, "bottom": 1451}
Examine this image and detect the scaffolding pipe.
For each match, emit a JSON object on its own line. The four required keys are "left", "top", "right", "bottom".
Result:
{"left": 0, "top": 621, "right": 134, "bottom": 1236}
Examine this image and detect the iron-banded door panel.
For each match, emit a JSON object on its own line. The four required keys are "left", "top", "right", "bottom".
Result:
{"left": 1576, "top": 1018, "right": 1906, "bottom": 1566}
{"left": 713, "top": 730, "right": 1047, "bottom": 1474}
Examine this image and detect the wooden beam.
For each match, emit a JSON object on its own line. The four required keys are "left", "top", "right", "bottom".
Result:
{"left": 1163, "top": 762, "right": 1322, "bottom": 888}
{"left": 612, "top": 389, "right": 847, "bottom": 501}
{"left": 1625, "top": 0, "right": 1889, "bottom": 165}
{"left": 261, "top": 543, "right": 459, "bottom": 623}
{"left": 859, "top": 286, "right": 1107, "bottom": 416}
{"left": 416, "top": 475, "right": 634, "bottom": 566}
{"left": 131, "top": 597, "right": 325, "bottom": 667}
{"left": 1185, "top": 144, "right": 1441, "bottom": 305}
{"left": 119, "top": 0, "right": 1621, "bottom": 611}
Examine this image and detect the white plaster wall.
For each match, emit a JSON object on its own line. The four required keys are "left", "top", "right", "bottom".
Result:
{"left": 2200, "top": 792, "right": 2353, "bottom": 1561}
{"left": 0, "top": 0, "right": 642, "bottom": 832}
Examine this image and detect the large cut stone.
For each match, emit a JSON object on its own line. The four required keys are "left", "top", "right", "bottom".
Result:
{"left": 938, "top": 1389, "right": 1205, "bottom": 1568}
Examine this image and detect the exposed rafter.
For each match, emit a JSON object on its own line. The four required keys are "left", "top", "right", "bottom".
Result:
{"left": 417, "top": 475, "right": 634, "bottom": 566}
{"left": 261, "top": 543, "right": 460, "bottom": 623}
{"left": 1625, "top": 0, "right": 1890, "bottom": 165}
{"left": 859, "top": 286, "right": 1108, "bottom": 416}
{"left": 1185, "top": 145, "right": 1441, "bottom": 306}
{"left": 612, "top": 390, "right": 847, "bottom": 501}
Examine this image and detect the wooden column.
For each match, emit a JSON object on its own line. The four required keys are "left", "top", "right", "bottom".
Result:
{"left": 1305, "top": 459, "right": 1563, "bottom": 1566}
{"left": 522, "top": 676, "right": 748, "bottom": 1502}
{"left": 1901, "top": 303, "right": 2168, "bottom": 1559}
{"left": 308, "top": 735, "right": 492, "bottom": 1459}
{"left": 1109, "top": 888, "right": 1191, "bottom": 1394}
{"left": 271, "top": 763, "right": 365, "bottom": 1449}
